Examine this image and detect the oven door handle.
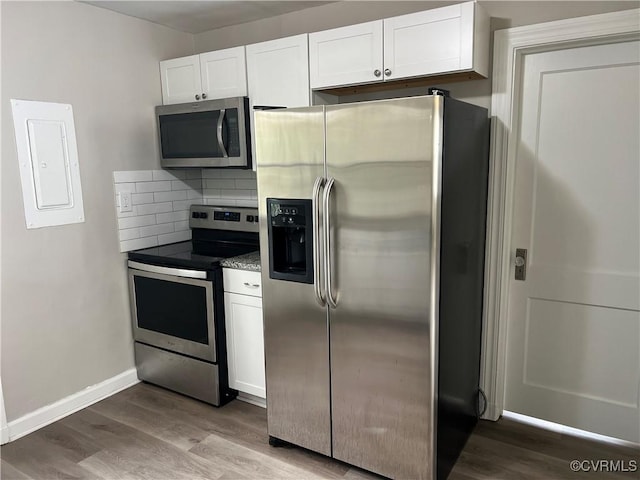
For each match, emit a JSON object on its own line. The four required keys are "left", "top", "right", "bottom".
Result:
{"left": 127, "top": 260, "right": 208, "bottom": 280}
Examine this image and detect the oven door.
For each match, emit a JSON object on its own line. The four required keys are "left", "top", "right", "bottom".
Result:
{"left": 128, "top": 261, "right": 217, "bottom": 363}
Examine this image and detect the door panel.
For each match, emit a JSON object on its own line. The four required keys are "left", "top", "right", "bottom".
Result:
{"left": 224, "top": 292, "right": 265, "bottom": 398}
{"left": 326, "top": 97, "right": 437, "bottom": 479}
{"left": 246, "top": 34, "right": 310, "bottom": 171}
{"left": 506, "top": 40, "right": 640, "bottom": 442}
{"left": 254, "top": 107, "right": 330, "bottom": 455}
{"left": 309, "top": 21, "right": 383, "bottom": 89}
{"left": 384, "top": 3, "right": 471, "bottom": 79}
{"left": 160, "top": 55, "right": 201, "bottom": 105}
{"left": 200, "top": 47, "right": 247, "bottom": 100}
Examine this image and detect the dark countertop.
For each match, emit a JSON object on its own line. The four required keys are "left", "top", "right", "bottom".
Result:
{"left": 220, "top": 251, "right": 261, "bottom": 272}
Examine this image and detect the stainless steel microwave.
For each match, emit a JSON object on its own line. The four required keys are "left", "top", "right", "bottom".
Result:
{"left": 156, "top": 97, "right": 251, "bottom": 169}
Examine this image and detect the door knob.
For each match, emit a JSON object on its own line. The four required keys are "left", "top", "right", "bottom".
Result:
{"left": 384, "top": 68, "right": 392, "bottom": 76}
{"left": 374, "top": 69, "right": 382, "bottom": 77}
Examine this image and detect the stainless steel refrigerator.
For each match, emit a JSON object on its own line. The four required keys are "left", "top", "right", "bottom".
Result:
{"left": 255, "top": 95, "right": 489, "bottom": 480}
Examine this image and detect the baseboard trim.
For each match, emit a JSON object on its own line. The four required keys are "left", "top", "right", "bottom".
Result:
{"left": 236, "top": 392, "right": 266, "bottom": 409}
{"left": 5, "top": 368, "right": 139, "bottom": 443}
{"left": 502, "top": 411, "right": 640, "bottom": 448}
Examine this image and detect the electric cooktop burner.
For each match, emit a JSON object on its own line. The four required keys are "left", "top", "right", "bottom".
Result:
{"left": 127, "top": 205, "right": 259, "bottom": 271}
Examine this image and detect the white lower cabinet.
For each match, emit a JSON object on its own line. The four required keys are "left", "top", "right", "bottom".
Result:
{"left": 223, "top": 269, "right": 266, "bottom": 400}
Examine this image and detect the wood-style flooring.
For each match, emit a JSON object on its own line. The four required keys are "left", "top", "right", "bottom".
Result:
{"left": 1, "top": 383, "right": 638, "bottom": 479}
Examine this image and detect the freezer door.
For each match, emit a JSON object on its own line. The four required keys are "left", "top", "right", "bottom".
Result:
{"left": 254, "top": 107, "right": 331, "bottom": 456}
{"left": 326, "top": 97, "right": 441, "bottom": 479}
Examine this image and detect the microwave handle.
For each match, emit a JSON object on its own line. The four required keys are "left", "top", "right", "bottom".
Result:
{"left": 216, "top": 109, "right": 229, "bottom": 158}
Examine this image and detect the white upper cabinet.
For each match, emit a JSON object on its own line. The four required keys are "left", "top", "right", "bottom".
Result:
{"left": 309, "top": 21, "right": 383, "bottom": 89}
{"left": 246, "top": 34, "right": 310, "bottom": 108}
{"left": 160, "top": 47, "right": 247, "bottom": 105}
{"left": 160, "top": 55, "right": 203, "bottom": 104}
{"left": 384, "top": 2, "right": 488, "bottom": 80}
{"left": 309, "top": 1, "right": 489, "bottom": 89}
{"left": 246, "top": 34, "right": 310, "bottom": 170}
{"left": 160, "top": 3, "right": 490, "bottom": 102}
{"left": 199, "top": 46, "right": 248, "bottom": 100}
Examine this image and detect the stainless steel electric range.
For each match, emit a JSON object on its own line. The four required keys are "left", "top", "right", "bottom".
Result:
{"left": 127, "top": 204, "right": 259, "bottom": 406}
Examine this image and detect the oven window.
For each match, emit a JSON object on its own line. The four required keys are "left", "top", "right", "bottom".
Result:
{"left": 134, "top": 276, "right": 209, "bottom": 344}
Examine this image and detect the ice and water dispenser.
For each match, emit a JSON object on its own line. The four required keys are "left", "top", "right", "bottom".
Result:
{"left": 267, "top": 199, "right": 313, "bottom": 284}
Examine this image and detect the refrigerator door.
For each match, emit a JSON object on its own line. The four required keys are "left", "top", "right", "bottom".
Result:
{"left": 254, "top": 107, "right": 331, "bottom": 456}
{"left": 326, "top": 97, "right": 441, "bottom": 479}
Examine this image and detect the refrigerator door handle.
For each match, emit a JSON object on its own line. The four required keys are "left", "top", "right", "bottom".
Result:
{"left": 323, "top": 176, "right": 338, "bottom": 309}
{"left": 312, "top": 176, "right": 326, "bottom": 306}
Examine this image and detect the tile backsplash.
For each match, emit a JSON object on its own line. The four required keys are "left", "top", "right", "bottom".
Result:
{"left": 113, "top": 169, "right": 258, "bottom": 252}
{"left": 201, "top": 169, "right": 257, "bottom": 208}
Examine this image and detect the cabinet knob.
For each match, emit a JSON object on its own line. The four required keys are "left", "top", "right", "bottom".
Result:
{"left": 195, "top": 94, "right": 201, "bottom": 100}
{"left": 202, "top": 93, "right": 207, "bottom": 99}
{"left": 374, "top": 69, "right": 382, "bottom": 77}
{"left": 384, "top": 68, "right": 392, "bottom": 77}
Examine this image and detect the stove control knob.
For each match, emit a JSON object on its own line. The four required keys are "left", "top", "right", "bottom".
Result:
{"left": 247, "top": 215, "right": 254, "bottom": 222}
{"left": 191, "top": 212, "right": 198, "bottom": 218}
{"left": 199, "top": 212, "right": 208, "bottom": 219}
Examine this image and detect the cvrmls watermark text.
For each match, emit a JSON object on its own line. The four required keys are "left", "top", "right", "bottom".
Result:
{"left": 570, "top": 459, "right": 637, "bottom": 473}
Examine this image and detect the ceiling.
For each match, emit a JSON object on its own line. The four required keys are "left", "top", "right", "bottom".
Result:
{"left": 82, "top": 1, "right": 334, "bottom": 33}
{"left": 82, "top": 1, "right": 640, "bottom": 35}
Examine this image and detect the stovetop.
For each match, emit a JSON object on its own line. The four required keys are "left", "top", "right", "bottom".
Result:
{"left": 127, "top": 205, "right": 260, "bottom": 271}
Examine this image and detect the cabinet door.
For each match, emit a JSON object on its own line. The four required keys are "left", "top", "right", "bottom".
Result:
{"left": 224, "top": 292, "right": 266, "bottom": 398}
{"left": 246, "top": 34, "right": 310, "bottom": 108}
{"left": 160, "top": 55, "right": 202, "bottom": 105}
{"left": 200, "top": 46, "right": 248, "bottom": 100}
{"left": 309, "top": 21, "right": 383, "bottom": 89}
{"left": 246, "top": 34, "right": 310, "bottom": 170}
{"left": 383, "top": 2, "right": 476, "bottom": 80}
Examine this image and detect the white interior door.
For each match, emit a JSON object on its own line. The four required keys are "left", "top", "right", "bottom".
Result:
{"left": 505, "top": 39, "right": 640, "bottom": 443}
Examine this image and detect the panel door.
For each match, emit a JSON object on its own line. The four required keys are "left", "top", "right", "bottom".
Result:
{"left": 384, "top": 2, "right": 475, "bottom": 80}
{"left": 254, "top": 106, "right": 330, "bottom": 456}
{"left": 160, "top": 55, "right": 202, "bottom": 105}
{"left": 200, "top": 46, "right": 248, "bottom": 100}
{"left": 505, "top": 40, "right": 640, "bottom": 443}
{"left": 326, "top": 97, "right": 438, "bottom": 479}
{"left": 224, "top": 292, "right": 265, "bottom": 398}
{"left": 309, "top": 21, "right": 383, "bottom": 89}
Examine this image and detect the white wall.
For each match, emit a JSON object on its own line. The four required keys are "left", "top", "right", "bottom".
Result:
{"left": 0, "top": 1, "right": 193, "bottom": 422}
